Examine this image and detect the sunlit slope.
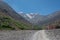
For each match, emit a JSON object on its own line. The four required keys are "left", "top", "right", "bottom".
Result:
{"left": 0, "top": 1, "right": 34, "bottom": 30}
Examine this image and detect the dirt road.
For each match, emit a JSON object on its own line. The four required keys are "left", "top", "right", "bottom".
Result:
{"left": 0, "top": 29, "right": 60, "bottom": 40}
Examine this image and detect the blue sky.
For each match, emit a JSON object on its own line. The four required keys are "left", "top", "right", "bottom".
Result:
{"left": 3, "top": 0, "right": 60, "bottom": 15}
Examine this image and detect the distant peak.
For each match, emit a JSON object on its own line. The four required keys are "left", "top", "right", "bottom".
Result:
{"left": 19, "top": 12, "right": 24, "bottom": 13}
{"left": 26, "top": 14, "right": 33, "bottom": 19}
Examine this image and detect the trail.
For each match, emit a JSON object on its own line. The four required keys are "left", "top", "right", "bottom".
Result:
{"left": 0, "top": 29, "right": 60, "bottom": 40}
{"left": 31, "top": 30, "right": 49, "bottom": 40}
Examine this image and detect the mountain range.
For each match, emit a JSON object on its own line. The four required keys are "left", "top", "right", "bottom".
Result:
{"left": 19, "top": 13, "right": 46, "bottom": 24}
{"left": 0, "top": 1, "right": 60, "bottom": 30}
{"left": 0, "top": 1, "right": 34, "bottom": 30}
{"left": 19, "top": 11, "right": 60, "bottom": 26}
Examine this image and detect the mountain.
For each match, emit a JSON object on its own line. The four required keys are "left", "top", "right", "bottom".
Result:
{"left": 0, "top": 1, "right": 30, "bottom": 23}
{"left": 19, "top": 13, "right": 47, "bottom": 24}
{"left": 38, "top": 11, "right": 60, "bottom": 26}
{"left": 1, "top": 1, "right": 60, "bottom": 30}
{"left": 19, "top": 11, "right": 60, "bottom": 27}
{"left": 0, "top": 1, "right": 34, "bottom": 30}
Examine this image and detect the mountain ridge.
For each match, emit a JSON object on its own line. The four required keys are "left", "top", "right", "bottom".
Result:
{"left": 0, "top": 1, "right": 34, "bottom": 30}
{"left": 19, "top": 11, "right": 60, "bottom": 26}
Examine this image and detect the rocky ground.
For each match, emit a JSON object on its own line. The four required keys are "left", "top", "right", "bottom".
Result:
{"left": 0, "top": 29, "right": 60, "bottom": 40}
{"left": 45, "top": 29, "right": 60, "bottom": 40}
{"left": 0, "top": 30, "right": 38, "bottom": 40}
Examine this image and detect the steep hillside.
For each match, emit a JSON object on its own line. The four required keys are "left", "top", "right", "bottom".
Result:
{"left": 0, "top": 12, "right": 34, "bottom": 30}
{"left": 0, "top": 1, "right": 34, "bottom": 30}
{"left": 38, "top": 11, "right": 60, "bottom": 26}
{"left": 0, "top": 1, "right": 31, "bottom": 24}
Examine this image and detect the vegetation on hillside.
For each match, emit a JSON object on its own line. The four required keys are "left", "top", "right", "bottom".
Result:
{"left": 0, "top": 12, "right": 43, "bottom": 30}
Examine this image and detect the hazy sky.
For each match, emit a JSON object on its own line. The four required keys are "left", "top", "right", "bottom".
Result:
{"left": 4, "top": 0, "right": 60, "bottom": 15}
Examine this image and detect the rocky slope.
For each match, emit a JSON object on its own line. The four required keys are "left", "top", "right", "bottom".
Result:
{"left": 19, "top": 11, "right": 60, "bottom": 26}
{"left": 0, "top": 1, "right": 34, "bottom": 30}
{"left": 38, "top": 11, "right": 60, "bottom": 26}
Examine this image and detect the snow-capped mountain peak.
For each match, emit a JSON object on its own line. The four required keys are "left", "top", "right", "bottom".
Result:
{"left": 26, "top": 14, "right": 34, "bottom": 19}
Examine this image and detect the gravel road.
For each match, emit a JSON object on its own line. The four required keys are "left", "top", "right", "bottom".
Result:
{"left": 0, "top": 30, "right": 38, "bottom": 40}
{"left": 0, "top": 29, "right": 60, "bottom": 40}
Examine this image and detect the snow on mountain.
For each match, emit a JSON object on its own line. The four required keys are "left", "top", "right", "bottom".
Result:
{"left": 26, "top": 14, "right": 33, "bottom": 19}
{"left": 19, "top": 12, "right": 46, "bottom": 24}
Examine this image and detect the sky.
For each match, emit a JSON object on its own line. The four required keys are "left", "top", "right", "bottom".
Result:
{"left": 3, "top": 0, "right": 60, "bottom": 15}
